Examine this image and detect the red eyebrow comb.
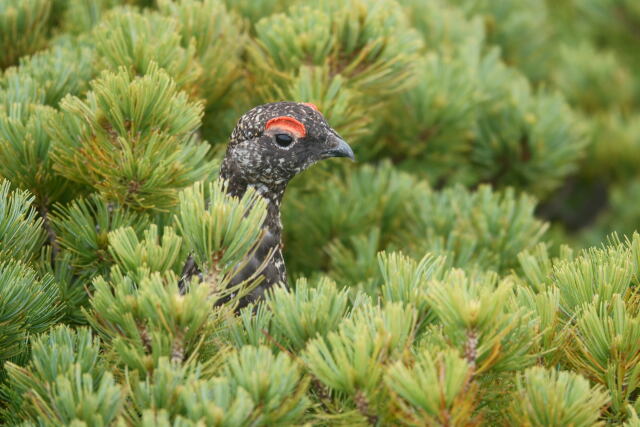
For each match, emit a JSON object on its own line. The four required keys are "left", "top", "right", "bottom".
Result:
{"left": 265, "top": 116, "right": 306, "bottom": 138}
{"left": 302, "top": 102, "right": 319, "bottom": 112}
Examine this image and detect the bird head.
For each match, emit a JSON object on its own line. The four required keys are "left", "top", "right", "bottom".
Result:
{"left": 222, "top": 102, "right": 354, "bottom": 190}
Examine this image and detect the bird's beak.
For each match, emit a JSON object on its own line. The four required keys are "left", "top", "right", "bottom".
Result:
{"left": 322, "top": 135, "right": 355, "bottom": 161}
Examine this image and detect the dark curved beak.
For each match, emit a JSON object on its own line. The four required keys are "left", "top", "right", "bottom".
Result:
{"left": 322, "top": 136, "right": 355, "bottom": 161}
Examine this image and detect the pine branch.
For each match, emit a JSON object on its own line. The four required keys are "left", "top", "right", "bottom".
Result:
{"left": 37, "top": 198, "right": 60, "bottom": 262}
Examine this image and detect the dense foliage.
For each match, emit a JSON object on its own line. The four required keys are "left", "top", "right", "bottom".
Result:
{"left": 1, "top": 0, "right": 640, "bottom": 425}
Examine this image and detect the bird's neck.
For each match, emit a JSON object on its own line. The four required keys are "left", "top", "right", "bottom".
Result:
{"left": 220, "top": 164, "right": 286, "bottom": 239}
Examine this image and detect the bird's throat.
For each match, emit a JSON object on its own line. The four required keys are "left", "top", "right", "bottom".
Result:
{"left": 219, "top": 165, "right": 289, "bottom": 302}
{"left": 220, "top": 164, "right": 285, "bottom": 249}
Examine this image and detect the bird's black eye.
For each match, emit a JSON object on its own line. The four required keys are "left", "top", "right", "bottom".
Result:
{"left": 274, "top": 133, "right": 294, "bottom": 147}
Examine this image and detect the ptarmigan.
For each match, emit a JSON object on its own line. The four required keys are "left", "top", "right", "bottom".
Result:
{"left": 181, "top": 101, "right": 354, "bottom": 308}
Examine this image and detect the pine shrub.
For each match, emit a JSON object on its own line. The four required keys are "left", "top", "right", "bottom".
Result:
{"left": 1, "top": 0, "right": 640, "bottom": 425}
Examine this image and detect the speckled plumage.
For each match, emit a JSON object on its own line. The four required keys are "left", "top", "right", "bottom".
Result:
{"left": 182, "top": 101, "right": 354, "bottom": 309}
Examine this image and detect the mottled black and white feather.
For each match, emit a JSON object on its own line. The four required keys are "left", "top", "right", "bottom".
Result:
{"left": 181, "top": 101, "right": 354, "bottom": 308}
